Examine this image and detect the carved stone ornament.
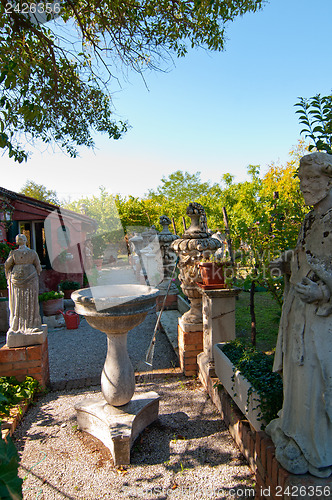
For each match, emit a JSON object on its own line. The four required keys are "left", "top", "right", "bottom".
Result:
{"left": 171, "top": 203, "right": 221, "bottom": 324}
{"left": 157, "top": 215, "right": 179, "bottom": 294}
{"left": 129, "top": 233, "right": 143, "bottom": 255}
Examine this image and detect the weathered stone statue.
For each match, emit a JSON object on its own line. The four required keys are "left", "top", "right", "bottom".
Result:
{"left": 157, "top": 215, "right": 179, "bottom": 294}
{"left": 5, "top": 234, "right": 46, "bottom": 347}
{"left": 266, "top": 152, "right": 332, "bottom": 478}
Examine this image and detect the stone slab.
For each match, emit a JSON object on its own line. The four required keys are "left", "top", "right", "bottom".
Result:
{"left": 200, "top": 288, "right": 241, "bottom": 299}
{"left": 6, "top": 324, "right": 48, "bottom": 348}
{"left": 177, "top": 295, "right": 190, "bottom": 315}
{"left": 159, "top": 310, "right": 180, "bottom": 356}
{"left": 75, "top": 390, "right": 160, "bottom": 465}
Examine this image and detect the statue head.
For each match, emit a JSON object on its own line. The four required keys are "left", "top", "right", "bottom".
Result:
{"left": 298, "top": 152, "right": 332, "bottom": 207}
{"left": 15, "top": 234, "right": 28, "bottom": 246}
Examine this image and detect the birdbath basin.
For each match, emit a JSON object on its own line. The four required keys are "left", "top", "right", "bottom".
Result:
{"left": 72, "top": 284, "right": 160, "bottom": 465}
{"left": 72, "top": 284, "right": 159, "bottom": 405}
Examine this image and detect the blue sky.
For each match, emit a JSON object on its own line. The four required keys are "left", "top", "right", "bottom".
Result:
{"left": 1, "top": 0, "right": 332, "bottom": 201}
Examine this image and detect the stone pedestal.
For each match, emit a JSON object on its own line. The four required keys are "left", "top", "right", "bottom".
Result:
{"left": 0, "top": 336, "right": 50, "bottom": 388}
{"left": 198, "top": 288, "right": 239, "bottom": 379}
{"left": 75, "top": 391, "right": 160, "bottom": 465}
{"left": 178, "top": 317, "right": 203, "bottom": 376}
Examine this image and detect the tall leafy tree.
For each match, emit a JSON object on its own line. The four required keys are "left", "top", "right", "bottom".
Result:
{"left": 147, "top": 170, "right": 219, "bottom": 202}
{"left": 66, "top": 186, "right": 121, "bottom": 233}
{"left": 20, "top": 180, "right": 59, "bottom": 204}
{"left": 0, "top": 0, "right": 264, "bottom": 162}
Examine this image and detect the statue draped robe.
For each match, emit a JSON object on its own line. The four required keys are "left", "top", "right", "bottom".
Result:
{"left": 267, "top": 208, "right": 332, "bottom": 475}
{"left": 5, "top": 247, "right": 43, "bottom": 334}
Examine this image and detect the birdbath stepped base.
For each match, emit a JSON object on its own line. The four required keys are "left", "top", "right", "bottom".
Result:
{"left": 72, "top": 284, "right": 160, "bottom": 466}
{"left": 75, "top": 392, "right": 160, "bottom": 466}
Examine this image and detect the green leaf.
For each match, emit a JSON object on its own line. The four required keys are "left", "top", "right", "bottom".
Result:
{"left": 0, "top": 434, "right": 23, "bottom": 500}
{"left": 300, "top": 128, "right": 311, "bottom": 135}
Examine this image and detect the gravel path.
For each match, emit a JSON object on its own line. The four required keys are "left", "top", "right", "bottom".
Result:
{"left": 14, "top": 378, "right": 255, "bottom": 500}
{"left": 48, "top": 310, "right": 179, "bottom": 384}
{"left": 12, "top": 299, "right": 254, "bottom": 499}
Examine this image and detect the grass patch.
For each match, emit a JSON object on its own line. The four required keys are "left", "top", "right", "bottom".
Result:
{"left": 235, "top": 291, "right": 281, "bottom": 352}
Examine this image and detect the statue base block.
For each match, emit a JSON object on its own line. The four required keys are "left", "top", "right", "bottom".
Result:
{"left": 6, "top": 324, "right": 48, "bottom": 348}
{"left": 75, "top": 391, "right": 160, "bottom": 466}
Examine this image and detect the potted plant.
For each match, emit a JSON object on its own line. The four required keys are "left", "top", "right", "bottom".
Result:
{"left": 198, "top": 254, "right": 231, "bottom": 288}
{"left": 59, "top": 280, "right": 81, "bottom": 299}
{"left": 39, "top": 291, "right": 64, "bottom": 316}
{"left": 213, "top": 339, "right": 283, "bottom": 431}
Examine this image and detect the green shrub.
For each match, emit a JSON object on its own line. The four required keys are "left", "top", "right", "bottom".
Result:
{"left": 38, "top": 291, "right": 64, "bottom": 302}
{"left": 0, "top": 431, "right": 23, "bottom": 500}
{"left": 59, "top": 280, "right": 80, "bottom": 291}
{"left": 0, "top": 376, "right": 41, "bottom": 417}
{"left": 0, "top": 270, "right": 7, "bottom": 289}
{"left": 0, "top": 377, "right": 40, "bottom": 500}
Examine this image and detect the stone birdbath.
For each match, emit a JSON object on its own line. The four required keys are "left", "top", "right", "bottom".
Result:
{"left": 72, "top": 284, "right": 160, "bottom": 465}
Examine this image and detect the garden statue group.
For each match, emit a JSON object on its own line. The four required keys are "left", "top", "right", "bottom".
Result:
{"left": 3, "top": 152, "right": 332, "bottom": 477}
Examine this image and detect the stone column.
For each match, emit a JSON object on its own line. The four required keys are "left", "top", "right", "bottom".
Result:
{"left": 156, "top": 215, "right": 179, "bottom": 310}
{"left": 197, "top": 288, "right": 240, "bottom": 381}
{"left": 171, "top": 202, "right": 221, "bottom": 376}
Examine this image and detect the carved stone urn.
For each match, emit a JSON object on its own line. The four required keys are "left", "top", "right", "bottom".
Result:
{"left": 171, "top": 203, "right": 221, "bottom": 324}
{"left": 157, "top": 215, "right": 179, "bottom": 294}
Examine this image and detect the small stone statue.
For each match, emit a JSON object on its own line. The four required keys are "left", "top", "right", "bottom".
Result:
{"left": 266, "top": 152, "right": 332, "bottom": 478}
{"left": 5, "top": 234, "right": 46, "bottom": 347}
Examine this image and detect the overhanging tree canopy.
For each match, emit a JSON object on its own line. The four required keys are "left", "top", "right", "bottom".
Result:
{"left": 0, "top": 0, "right": 264, "bottom": 162}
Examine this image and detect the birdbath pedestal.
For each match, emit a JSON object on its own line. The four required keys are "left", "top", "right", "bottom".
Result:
{"left": 72, "top": 284, "right": 160, "bottom": 465}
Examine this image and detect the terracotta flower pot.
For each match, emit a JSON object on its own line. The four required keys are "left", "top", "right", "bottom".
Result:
{"left": 42, "top": 298, "right": 64, "bottom": 316}
{"left": 63, "top": 289, "right": 76, "bottom": 299}
{"left": 199, "top": 262, "right": 225, "bottom": 286}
